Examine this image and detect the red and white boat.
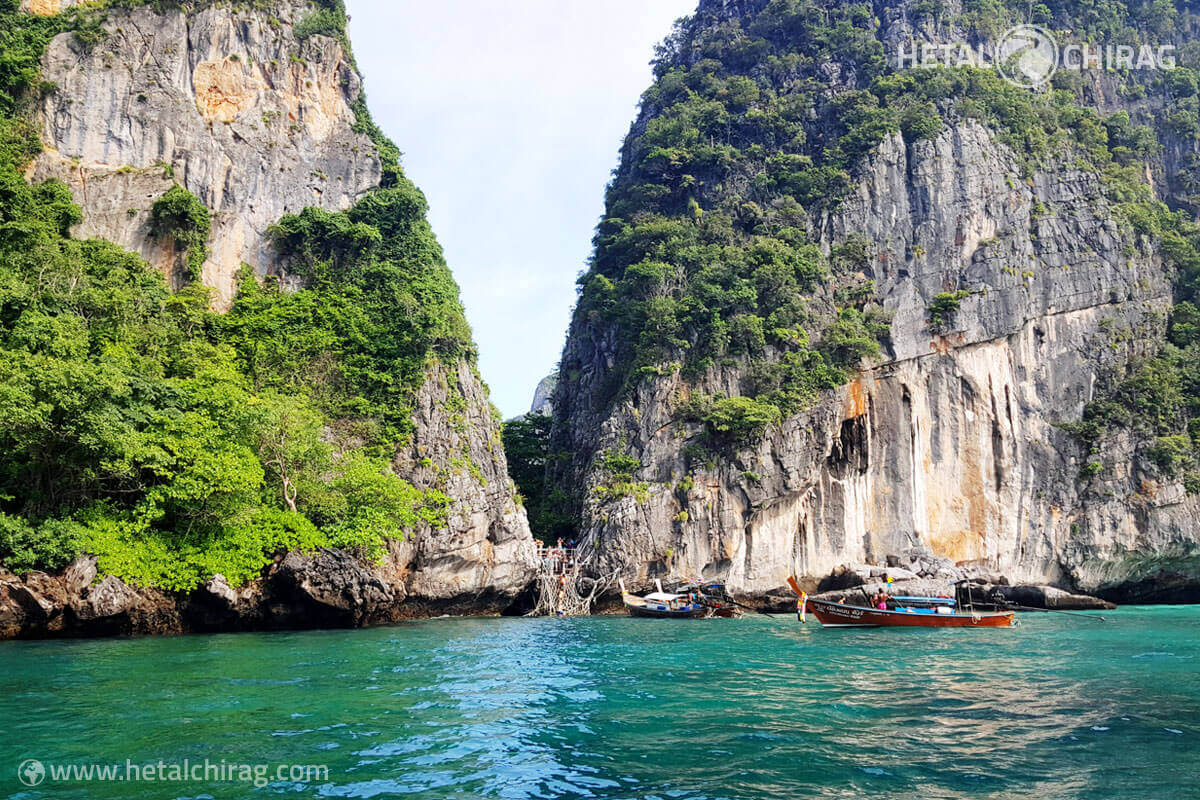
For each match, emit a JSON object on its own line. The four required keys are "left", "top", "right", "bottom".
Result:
{"left": 788, "top": 576, "right": 1016, "bottom": 628}
{"left": 805, "top": 597, "right": 1015, "bottom": 627}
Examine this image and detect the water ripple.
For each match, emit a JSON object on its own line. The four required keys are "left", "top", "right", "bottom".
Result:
{"left": 0, "top": 609, "right": 1197, "bottom": 799}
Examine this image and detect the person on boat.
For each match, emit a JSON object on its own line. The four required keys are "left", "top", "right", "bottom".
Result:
{"left": 875, "top": 589, "right": 889, "bottom": 610}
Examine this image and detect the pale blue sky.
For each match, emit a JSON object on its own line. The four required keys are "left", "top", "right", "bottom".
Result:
{"left": 346, "top": 0, "right": 695, "bottom": 417}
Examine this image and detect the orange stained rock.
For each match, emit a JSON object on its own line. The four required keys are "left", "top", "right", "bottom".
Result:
{"left": 25, "top": 0, "right": 62, "bottom": 16}
{"left": 194, "top": 57, "right": 261, "bottom": 123}
{"left": 845, "top": 377, "right": 868, "bottom": 419}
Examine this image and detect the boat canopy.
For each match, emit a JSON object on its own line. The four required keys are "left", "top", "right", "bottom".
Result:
{"left": 643, "top": 592, "right": 683, "bottom": 602}
{"left": 892, "top": 595, "right": 955, "bottom": 605}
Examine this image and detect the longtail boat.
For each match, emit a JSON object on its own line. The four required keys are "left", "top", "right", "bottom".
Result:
{"left": 787, "top": 576, "right": 1016, "bottom": 628}
{"left": 667, "top": 579, "right": 743, "bottom": 617}
{"left": 619, "top": 579, "right": 709, "bottom": 618}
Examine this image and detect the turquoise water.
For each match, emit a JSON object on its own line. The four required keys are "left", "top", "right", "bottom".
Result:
{"left": 1, "top": 607, "right": 1197, "bottom": 800}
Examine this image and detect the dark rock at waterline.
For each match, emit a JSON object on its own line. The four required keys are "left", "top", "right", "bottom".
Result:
{"left": 184, "top": 573, "right": 249, "bottom": 631}
{"left": 747, "top": 590, "right": 803, "bottom": 614}
{"left": 1, "top": 557, "right": 176, "bottom": 638}
{"left": 74, "top": 576, "right": 141, "bottom": 622}
{"left": 794, "top": 557, "right": 1115, "bottom": 611}
{"left": 966, "top": 583, "right": 1117, "bottom": 611}
{"left": 816, "top": 564, "right": 867, "bottom": 592}
{"left": 62, "top": 556, "right": 97, "bottom": 593}
{"left": 1099, "top": 575, "right": 1200, "bottom": 604}
{"left": 0, "top": 546, "right": 529, "bottom": 640}
{"left": 267, "top": 549, "right": 397, "bottom": 627}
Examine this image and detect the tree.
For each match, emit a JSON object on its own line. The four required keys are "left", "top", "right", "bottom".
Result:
{"left": 502, "top": 414, "right": 574, "bottom": 542}
{"left": 253, "top": 394, "right": 329, "bottom": 514}
{"left": 150, "top": 184, "right": 211, "bottom": 280}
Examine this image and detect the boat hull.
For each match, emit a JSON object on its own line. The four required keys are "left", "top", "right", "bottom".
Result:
{"left": 625, "top": 602, "right": 709, "bottom": 619}
{"left": 808, "top": 599, "right": 1015, "bottom": 628}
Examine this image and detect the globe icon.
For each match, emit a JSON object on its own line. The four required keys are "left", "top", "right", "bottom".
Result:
{"left": 18, "top": 759, "right": 46, "bottom": 787}
{"left": 997, "top": 25, "right": 1058, "bottom": 88}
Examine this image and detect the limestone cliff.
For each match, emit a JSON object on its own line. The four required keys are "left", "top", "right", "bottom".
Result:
{"left": 391, "top": 359, "right": 537, "bottom": 611}
{"left": 551, "top": 0, "right": 1200, "bottom": 602}
{"left": 26, "top": 0, "right": 379, "bottom": 306}
{"left": 529, "top": 372, "right": 558, "bottom": 417}
{"left": 2, "top": 0, "right": 536, "bottom": 631}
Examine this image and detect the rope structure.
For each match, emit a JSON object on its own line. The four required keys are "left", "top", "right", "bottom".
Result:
{"left": 525, "top": 547, "right": 621, "bottom": 617}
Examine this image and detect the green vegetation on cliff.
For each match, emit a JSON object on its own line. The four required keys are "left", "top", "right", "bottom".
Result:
{"left": 571, "top": 0, "right": 900, "bottom": 422}
{"left": 562, "top": 0, "right": 1178, "bottom": 454}
{"left": 501, "top": 414, "right": 574, "bottom": 543}
{"left": 1070, "top": 206, "right": 1200, "bottom": 491}
{"left": 150, "top": 184, "right": 210, "bottom": 281}
{"left": 0, "top": 1, "right": 473, "bottom": 587}
{"left": 551, "top": 0, "right": 1200, "bottom": 496}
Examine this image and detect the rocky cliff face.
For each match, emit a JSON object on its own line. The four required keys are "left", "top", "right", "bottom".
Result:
{"left": 0, "top": 0, "right": 537, "bottom": 637}
{"left": 528, "top": 372, "right": 557, "bottom": 417}
{"left": 392, "top": 359, "right": 538, "bottom": 611}
{"left": 26, "top": 0, "right": 379, "bottom": 306}
{"left": 552, "top": 0, "right": 1200, "bottom": 602}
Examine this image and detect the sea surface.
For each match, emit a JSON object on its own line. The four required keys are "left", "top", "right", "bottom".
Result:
{"left": 1, "top": 606, "right": 1197, "bottom": 800}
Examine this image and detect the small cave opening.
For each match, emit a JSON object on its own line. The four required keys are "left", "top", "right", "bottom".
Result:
{"left": 827, "top": 415, "right": 870, "bottom": 477}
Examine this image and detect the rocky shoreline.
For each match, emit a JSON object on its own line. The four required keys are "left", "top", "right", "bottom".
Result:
{"left": 2, "top": 545, "right": 1130, "bottom": 640}
{"left": 0, "top": 550, "right": 530, "bottom": 640}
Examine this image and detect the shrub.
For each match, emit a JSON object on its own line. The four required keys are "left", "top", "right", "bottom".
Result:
{"left": 928, "top": 290, "right": 972, "bottom": 332}
{"left": 1170, "top": 302, "right": 1200, "bottom": 347}
{"left": 0, "top": 513, "right": 83, "bottom": 574}
{"left": 1148, "top": 435, "right": 1193, "bottom": 477}
{"left": 821, "top": 308, "right": 882, "bottom": 366}
{"left": 600, "top": 450, "right": 642, "bottom": 481}
{"left": 295, "top": 7, "right": 346, "bottom": 42}
{"left": 703, "top": 396, "right": 781, "bottom": 445}
{"left": 675, "top": 475, "right": 694, "bottom": 497}
{"left": 150, "top": 184, "right": 211, "bottom": 280}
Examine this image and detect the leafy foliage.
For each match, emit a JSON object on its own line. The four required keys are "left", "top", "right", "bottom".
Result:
{"left": 928, "top": 290, "right": 973, "bottom": 333}
{"left": 150, "top": 184, "right": 210, "bottom": 280}
{"left": 683, "top": 394, "right": 783, "bottom": 446}
{"left": 0, "top": 3, "right": 470, "bottom": 582}
{"left": 295, "top": 7, "right": 345, "bottom": 43}
{"left": 560, "top": 0, "right": 909, "bottom": 441}
{"left": 559, "top": 0, "right": 1194, "bottom": 462}
{"left": 501, "top": 413, "right": 573, "bottom": 542}
{"left": 0, "top": 513, "right": 83, "bottom": 574}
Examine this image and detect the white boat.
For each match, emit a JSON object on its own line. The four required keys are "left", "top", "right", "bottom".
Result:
{"left": 619, "top": 579, "right": 709, "bottom": 618}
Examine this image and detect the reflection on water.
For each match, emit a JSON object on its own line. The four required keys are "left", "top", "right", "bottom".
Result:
{"left": 0, "top": 609, "right": 1196, "bottom": 800}
{"left": 321, "top": 621, "right": 619, "bottom": 798}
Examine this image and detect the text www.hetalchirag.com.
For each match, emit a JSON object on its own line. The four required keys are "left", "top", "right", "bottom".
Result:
{"left": 16, "top": 758, "right": 329, "bottom": 789}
